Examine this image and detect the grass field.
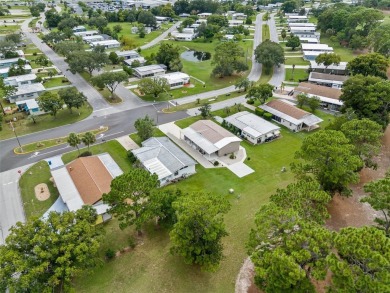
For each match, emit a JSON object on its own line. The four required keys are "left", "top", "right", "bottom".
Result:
{"left": 262, "top": 24, "right": 270, "bottom": 41}
{"left": 72, "top": 110, "right": 335, "bottom": 293}
{"left": 138, "top": 39, "right": 253, "bottom": 101}
{"left": 0, "top": 25, "right": 20, "bottom": 34}
{"left": 320, "top": 36, "right": 359, "bottom": 62}
{"left": 80, "top": 72, "right": 122, "bottom": 103}
{"left": 19, "top": 161, "right": 59, "bottom": 219}
{"left": 0, "top": 103, "right": 93, "bottom": 140}
{"left": 107, "top": 22, "right": 172, "bottom": 48}
{"left": 284, "top": 57, "right": 310, "bottom": 66}
{"left": 285, "top": 68, "right": 309, "bottom": 82}
{"left": 43, "top": 77, "right": 70, "bottom": 88}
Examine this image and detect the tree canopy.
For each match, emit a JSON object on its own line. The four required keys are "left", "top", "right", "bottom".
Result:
{"left": 245, "top": 84, "right": 274, "bottom": 104}
{"left": 170, "top": 192, "right": 230, "bottom": 272}
{"left": 315, "top": 52, "right": 341, "bottom": 69}
{"left": 0, "top": 207, "right": 101, "bottom": 293}
{"left": 292, "top": 130, "right": 363, "bottom": 195}
{"left": 134, "top": 115, "right": 154, "bottom": 141}
{"left": 58, "top": 87, "right": 87, "bottom": 113}
{"left": 347, "top": 53, "right": 389, "bottom": 79}
{"left": 155, "top": 43, "right": 182, "bottom": 71}
{"left": 254, "top": 40, "right": 285, "bottom": 74}
{"left": 37, "top": 92, "right": 63, "bottom": 117}
{"left": 285, "top": 35, "right": 301, "bottom": 51}
{"left": 212, "top": 41, "right": 248, "bottom": 77}
{"left": 91, "top": 71, "right": 128, "bottom": 97}
{"left": 137, "top": 77, "right": 169, "bottom": 99}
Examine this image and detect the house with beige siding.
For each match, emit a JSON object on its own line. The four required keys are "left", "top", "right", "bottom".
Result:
{"left": 181, "top": 120, "right": 241, "bottom": 159}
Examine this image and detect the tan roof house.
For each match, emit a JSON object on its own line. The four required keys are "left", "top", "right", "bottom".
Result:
{"left": 181, "top": 120, "right": 242, "bottom": 159}
{"left": 259, "top": 100, "right": 323, "bottom": 132}
{"left": 295, "top": 82, "right": 343, "bottom": 111}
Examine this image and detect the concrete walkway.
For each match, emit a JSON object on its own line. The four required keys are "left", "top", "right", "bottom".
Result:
{"left": 116, "top": 135, "right": 139, "bottom": 151}
{"left": 158, "top": 122, "right": 214, "bottom": 168}
{"left": 285, "top": 65, "right": 309, "bottom": 69}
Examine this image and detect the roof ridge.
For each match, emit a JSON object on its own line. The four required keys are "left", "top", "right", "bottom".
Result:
{"left": 80, "top": 157, "right": 103, "bottom": 198}
{"left": 156, "top": 138, "right": 186, "bottom": 168}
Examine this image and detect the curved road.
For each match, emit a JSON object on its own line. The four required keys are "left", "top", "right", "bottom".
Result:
{"left": 268, "top": 13, "right": 286, "bottom": 87}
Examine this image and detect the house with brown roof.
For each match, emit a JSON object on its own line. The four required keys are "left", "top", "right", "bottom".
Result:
{"left": 259, "top": 99, "right": 323, "bottom": 132}
{"left": 51, "top": 154, "right": 123, "bottom": 222}
{"left": 294, "top": 82, "right": 343, "bottom": 112}
{"left": 181, "top": 120, "right": 242, "bottom": 159}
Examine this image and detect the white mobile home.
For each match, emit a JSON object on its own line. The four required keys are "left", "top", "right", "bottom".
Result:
{"left": 133, "top": 64, "right": 167, "bottom": 78}
{"left": 7, "top": 83, "right": 46, "bottom": 103}
{"left": 74, "top": 30, "right": 99, "bottom": 37}
{"left": 156, "top": 72, "right": 190, "bottom": 89}
{"left": 4, "top": 73, "right": 37, "bottom": 87}
{"left": 90, "top": 40, "right": 121, "bottom": 49}
{"left": 82, "top": 35, "right": 104, "bottom": 43}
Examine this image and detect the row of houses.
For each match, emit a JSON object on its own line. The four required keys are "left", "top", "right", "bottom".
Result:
{"left": 72, "top": 26, "right": 121, "bottom": 49}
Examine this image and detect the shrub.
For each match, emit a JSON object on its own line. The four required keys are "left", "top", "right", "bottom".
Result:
{"left": 33, "top": 52, "right": 37, "bottom": 56}
{"left": 105, "top": 248, "right": 116, "bottom": 260}
{"left": 263, "top": 113, "right": 272, "bottom": 121}
{"left": 255, "top": 108, "right": 264, "bottom": 117}
{"left": 127, "top": 150, "right": 137, "bottom": 163}
{"left": 128, "top": 236, "right": 136, "bottom": 249}
{"left": 61, "top": 79, "right": 68, "bottom": 83}
{"left": 37, "top": 69, "right": 42, "bottom": 72}
{"left": 78, "top": 151, "right": 92, "bottom": 157}
{"left": 247, "top": 157, "right": 250, "bottom": 161}
{"left": 229, "top": 153, "right": 236, "bottom": 159}
{"left": 213, "top": 161, "right": 219, "bottom": 166}
{"left": 247, "top": 99, "right": 255, "bottom": 105}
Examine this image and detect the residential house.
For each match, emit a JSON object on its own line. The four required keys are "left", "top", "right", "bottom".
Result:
{"left": 301, "top": 44, "right": 333, "bottom": 52}
{"left": 73, "top": 30, "right": 99, "bottom": 37}
{"left": 198, "top": 12, "right": 212, "bottom": 19}
{"left": 0, "top": 50, "right": 24, "bottom": 59}
{"left": 156, "top": 16, "right": 170, "bottom": 23}
{"left": 181, "top": 120, "right": 242, "bottom": 159}
{"left": 82, "top": 35, "right": 104, "bottom": 43}
{"left": 259, "top": 99, "right": 323, "bottom": 132}
{"left": 72, "top": 25, "right": 86, "bottom": 33}
{"left": 132, "top": 137, "right": 196, "bottom": 186}
{"left": 179, "top": 13, "right": 191, "bottom": 17}
{"left": 7, "top": 83, "right": 45, "bottom": 103}
{"left": 51, "top": 154, "right": 123, "bottom": 222}
{"left": 15, "top": 99, "right": 44, "bottom": 115}
{"left": 309, "top": 61, "right": 348, "bottom": 75}
{"left": 298, "top": 36, "right": 320, "bottom": 44}
{"left": 229, "top": 19, "right": 244, "bottom": 27}
{"left": 156, "top": 72, "right": 190, "bottom": 89}
{"left": 4, "top": 73, "right": 37, "bottom": 87}
{"left": 116, "top": 50, "right": 146, "bottom": 66}
{"left": 133, "top": 64, "right": 167, "bottom": 78}
{"left": 0, "top": 64, "right": 32, "bottom": 78}
{"left": 0, "top": 57, "right": 27, "bottom": 68}
{"left": 131, "top": 26, "right": 152, "bottom": 34}
{"left": 232, "top": 13, "right": 247, "bottom": 20}
{"left": 224, "top": 111, "right": 281, "bottom": 144}
{"left": 90, "top": 40, "right": 121, "bottom": 49}
{"left": 172, "top": 30, "right": 197, "bottom": 41}
{"left": 294, "top": 82, "right": 343, "bottom": 111}
{"left": 290, "top": 26, "right": 320, "bottom": 40}
{"left": 308, "top": 72, "right": 349, "bottom": 89}
{"left": 287, "top": 15, "right": 308, "bottom": 23}
{"left": 288, "top": 22, "right": 316, "bottom": 28}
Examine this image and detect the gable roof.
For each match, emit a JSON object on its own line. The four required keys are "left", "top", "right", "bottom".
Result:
{"left": 182, "top": 120, "right": 241, "bottom": 154}
{"left": 224, "top": 111, "right": 280, "bottom": 138}
{"left": 67, "top": 157, "right": 113, "bottom": 205}
{"left": 265, "top": 99, "right": 309, "bottom": 119}
{"left": 132, "top": 137, "right": 196, "bottom": 180}
{"left": 296, "top": 82, "right": 342, "bottom": 100}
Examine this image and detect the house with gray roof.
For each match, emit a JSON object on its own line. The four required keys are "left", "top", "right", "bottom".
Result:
{"left": 132, "top": 137, "right": 196, "bottom": 186}
{"left": 224, "top": 111, "right": 281, "bottom": 144}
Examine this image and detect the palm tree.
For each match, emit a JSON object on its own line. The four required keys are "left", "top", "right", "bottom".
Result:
{"left": 291, "top": 64, "right": 296, "bottom": 81}
{"left": 81, "top": 132, "right": 96, "bottom": 151}
{"left": 67, "top": 133, "right": 81, "bottom": 155}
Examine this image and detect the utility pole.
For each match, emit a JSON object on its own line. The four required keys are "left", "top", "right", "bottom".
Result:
{"left": 10, "top": 121, "right": 23, "bottom": 152}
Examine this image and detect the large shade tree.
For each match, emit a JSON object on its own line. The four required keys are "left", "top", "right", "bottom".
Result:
{"left": 91, "top": 71, "right": 128, "bottom": 99}
{"left": 347, "top": 53, "right": 389, "bottom": 79}
{"left": 103, "top": 169, "right": 159, "bottom": 235}
{"left": 170, "top": 192, "right": 230, "bottom": 272}
{"left": 291, "top": 130, "right": 363, "bottom": 195}
{"left": 254, "top": 40, "right": 285, "bottom": 74}
{"left": 0, "top": 206, "right": 101, "bottom": 293}
{"left": 211, "top": 41, "right": 248, "bottom": 77}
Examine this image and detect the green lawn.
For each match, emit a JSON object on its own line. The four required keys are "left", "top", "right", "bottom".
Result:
{"left": 284, "top": 57, "right": 310, "bottom": 66}
{"left": 285, "top": 68, "right": 309, "bottom": 82}
{"left": 320, "top": 36, "right": 358, "bottom": 62}
{"left": 107, "top": 22, "right": 172, "bottom": 48}
{"left": 0, "top": 103, "right": 93, "bottom": 140}
{"left": 262, "top": 24, "right": 270, "bottom": 41}
{"left": 73, "top": 110, "right": 335, "bottom": 293}
{"left": 43, "top": 77, "right": 70, "bottom": 88}
{"left": 258, "top": 66, "right": 272, "bottom": 84}
{"left": 62, "top": 140, "right": 132, "bottom": 173}
{"left": 138, "top": 39, "right": 253, "bottom": 101}
{"left": 19, "top": 161, "right": 59, "bottom": 219}
{"left": 80, "top": 72, "right": 122, "bottom": 103}
{"left": 0, "top": 25, "right": 20, "bottom": 34}
{"left": 129, "top": 127, "right": 165, "bottom": 145}
{"left": 24, "top": 44, "right": 42, "bottom": 55}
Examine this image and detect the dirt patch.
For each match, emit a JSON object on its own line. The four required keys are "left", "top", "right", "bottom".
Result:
{"left": 326, "top": 125, "right": 390, "bottom": 231}
{"left": 34, "top": 183, "right": 50, "bottom": 201}
{"left": 236, "top": 258, "right": 261, "bottom": 293}
{"left": 133, "top": 89, "right": 144, "bottom": 96}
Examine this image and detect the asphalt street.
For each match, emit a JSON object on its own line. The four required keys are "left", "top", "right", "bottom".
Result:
{"left": 268, "top": 14, "right": 286, "bottom": 87}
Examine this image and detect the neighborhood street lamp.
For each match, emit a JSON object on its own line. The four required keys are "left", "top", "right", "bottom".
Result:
{"left": 10, "top": 121, "right": 23, "bottom": 153}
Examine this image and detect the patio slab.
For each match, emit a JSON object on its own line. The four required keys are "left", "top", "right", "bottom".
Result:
{"left": 227, "top": 162, "right": 255, "bottom": 178}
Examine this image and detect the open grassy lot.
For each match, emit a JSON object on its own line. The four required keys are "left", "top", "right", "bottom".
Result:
{"left": 72, "top": 110, "right": 335, "bottom": 293}
{"left": 284, "top": 56, "right": 309, "bottom": 66}
{"left": 320, "top": 36, "right": 358, "bottom": 62}
{"left": 107, "top": 22, "right": 172, "bottom": 48}
{"left": 43, "top": 77, "right": 70, "bottom": 88}
{"left": 138, "top": 39, "right": 253, "bottom": 101}
{"left": 24, "top": 44, "right": 42, "bottom": 54}
{"left": 285, "top": 68, "right": 309, "bottom": 82}
{"left": 0, "top": 102, "right": 92, "bottom": 140}
{"left": 19, "top": 161, "right": 59, "bottom": 219}
{"left": 0, "top": 25, "right": 20, "bottom": 34}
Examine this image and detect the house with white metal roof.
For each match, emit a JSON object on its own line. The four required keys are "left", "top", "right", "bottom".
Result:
{"left": 90, "top": 39, "right": 120, "bottom": 49}
{"left": 4, "top": 73, "right": 37, "bottom": 87}
{"left": 7, "top": 83, "right": 45, "bottom": 103}
{"left": 224, "top": 111, "right": 281, "bottom": 144}
{"left": 181, "top": 120, "right": 242, "bottom": 159}
{"left": 0, "top": 64, "right": 32, "bottom": 78}
{"left": 308, "top": 72, "right": 349, "bottom": 89}
{"left": 310, "top": 61, "right": 348, "bottom": 75}
{"left": 155, "top": 72, "right": 190, "bottom": 89}
{"left": 73, "top": 30, "right": 99, "bottom": 37}
{"left": 132, "top": 137, "right": 196, "bottom": 186}
{"left": 0, "top": 57, "right": 27, "bottom": 68}
{"left": 133, "top": 64, "right": 167, "bottom": 78}
{"left": 72, "top": 25, "right": 86, "bottom": 33}
{"left": 15, "top": 98, "right": 44, "bottom": 115}
{"left": 82, "top": 35, "right": 104, "bottom": 43}
{"left": 259, "top": 99, "right": 323, "bottom": 132}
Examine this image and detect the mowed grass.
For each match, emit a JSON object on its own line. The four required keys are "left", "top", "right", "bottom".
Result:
{"left": 19, "top": 161, "right": 59, "bottom": 219}
{"left": 43, "top": 77, "right": 70, "bottom": 88}
{"left": 262, "top": 24, "right": 270, "bottom": 40}
{"left": 107, "top": 22, "right": 172, "bottom": 48}
{"left": 320, "top": 36, "right": 359, "bottom": 62}
{"left": 285, "top": 68, "right": 309, "bottom": 82}
{"left": 284, "top": 57, "right": 310, "bottom": 66}
{"left": 138, "top": 40, "right": 253, "bottom": 100}
{"left": 73, "top": 110, "right": 335, "bottom": 292}
{"left": 0, "top": 103, "right": 93, "bottom": 140}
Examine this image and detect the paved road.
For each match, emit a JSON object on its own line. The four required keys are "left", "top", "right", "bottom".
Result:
{"left": 21, "top": 13, "right": 111, "bottom": 112}
{"left": 268, "top": 13, "right": 286, "bottom": 87}
{"left": 174, "top": 14, "right": 264, "bottom": 106}
{"left": 140, "top": 21, "right": 182, "bottom": 50}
